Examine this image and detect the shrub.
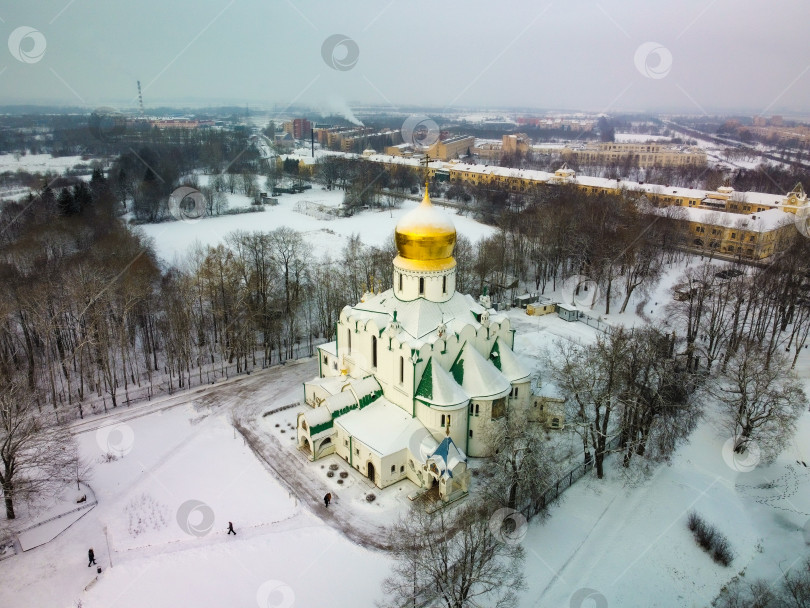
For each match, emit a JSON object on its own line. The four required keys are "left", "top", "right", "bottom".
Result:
{"left": 712, "top": 536, "right": 734, "bottom": 567}
{"left": 687, "top": 511, "right": 733, "bottom": 566}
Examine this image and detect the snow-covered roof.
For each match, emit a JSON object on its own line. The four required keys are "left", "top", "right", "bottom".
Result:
{"left": 335, "top": 398, "right": 425, "bottom": 457}
{"left": 574, "top": 175, "right": 787, "bottom": 208}
{"left": 366, "top": 154, "right": 445, "bottom": 170}
{"left": 301, "top": 407, "right": 335, "bottom": 441}
{"left": 307, "top": 374, "right": 379, "bottom": 399}
{"left": 452, "top": 341, "right": 511, "bottom": 399}
{"left": 444, "top": 160, "right": 790, "bottom": 209}
{"left": 428, "top": 436, "right": 467, "bottom": 479}
{"left": 449, "top": 162, "right": 555, "bottom": 183}
{"left": 490, "top": 339, "right": 531, "bottom": 383}
{"left": 648, "top": 205, "right": 794, "bottom": 232}
{"left": 318, "top": 342, "right": 337, "bottom": 357}
{"left": 408, "top": 426, "right": 439, "bottom": 465}
{"left": 346, "top": 290, "right": 505, "bottom": 346}
{"left": 415, "top": 357, "right": 470, "bottom": 407}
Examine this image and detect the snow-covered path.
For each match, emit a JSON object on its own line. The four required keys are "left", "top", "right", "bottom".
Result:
{"left": 0, "top": 357, "right": 395, "bottom": 608}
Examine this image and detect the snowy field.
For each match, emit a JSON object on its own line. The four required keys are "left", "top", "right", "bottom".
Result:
{"left": 138, "top": 187, "right": 496, "bottom": 266}
{"left": 0, "top": 153, "right": 90, "bottom": 173}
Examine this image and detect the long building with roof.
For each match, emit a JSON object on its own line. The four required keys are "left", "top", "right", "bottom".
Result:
{"left": 357, "top": 153, "right": 807, "bottom": 260}
{"left": 296, "top": 186, "right": 533, "bottom": 502}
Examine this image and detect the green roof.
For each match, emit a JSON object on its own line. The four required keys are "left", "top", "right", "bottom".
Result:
{"left": 416, "top": 357, "right": 434, "bottom": 400}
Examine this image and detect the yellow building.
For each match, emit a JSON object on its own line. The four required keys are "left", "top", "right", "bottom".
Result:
{"left": 355, "top": 153, "right": 805, "bottom": 260}
{"left": 427, "top": 135, "right": 475, "bottom": 161}
{"left": 502, "top": 133, "right": 531, "bottom": 156}
{"left": 561, "top": 142, "right": 706, "bottom": 168}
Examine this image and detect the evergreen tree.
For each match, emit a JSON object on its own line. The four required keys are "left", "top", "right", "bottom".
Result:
{"left": 56, "top": 188, "right": 74, "bottom": 216}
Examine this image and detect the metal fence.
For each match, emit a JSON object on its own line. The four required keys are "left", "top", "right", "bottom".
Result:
{"left": 54, "top": 342, "right": 319, "bottom": 424}
{"left": 517, "top": 434, "right": 623, "bottom": 523}
{"left": 578, "top": 312, "right": 614, "bottom": 335}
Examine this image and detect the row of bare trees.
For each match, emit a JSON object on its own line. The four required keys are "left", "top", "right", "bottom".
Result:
{"left": 548, "top": 245, "right": 810, "bottom": 480}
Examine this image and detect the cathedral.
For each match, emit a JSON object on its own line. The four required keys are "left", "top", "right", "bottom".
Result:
{"left": 296, "top": 186, "right": 532, "bottom": 502}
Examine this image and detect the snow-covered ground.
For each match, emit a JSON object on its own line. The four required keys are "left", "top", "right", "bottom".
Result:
{"left": 138, "top": 187, "right": 496, "bottom": 266}
{"left": 0, "top": 153, "right": 90, "bottom": 173}
{"left": 0, "top": 360, "right": 394, "bottom": 608}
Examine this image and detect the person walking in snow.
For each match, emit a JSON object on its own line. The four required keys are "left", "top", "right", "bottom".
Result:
{"left": 227, "top": 521, "right": 236, "bottom": 535}
{"left": 324, "top": 493, "right": 332, "bottom": 508}
{"left": 88, "top": 547, "right": 96, "bottom": 567}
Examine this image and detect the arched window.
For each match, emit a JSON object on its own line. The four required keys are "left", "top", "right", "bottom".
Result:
{"left": 419, "top": 277, "right": 425, "bottom": 295}
{"left": 371, "top": 335, "right": 377, "bottom": 368}
{"left": 442, "top": 275, "right": 447, "bottom": 294}
{"left": 398, "top": 272, "right": 403, "bottom": 291}
{"left": 399, "top": 356, "right": 404, "bottom": 384}
{"left": 347, "top": 328, "right": 352, "bottom": 354}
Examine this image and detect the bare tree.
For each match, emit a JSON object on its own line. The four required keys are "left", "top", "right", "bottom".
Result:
{"left": 478, "top": 403, "right": 559, "bottom": 512}
{"left": 0, "top": 382, "right": 78, "bottom": 519}
{"left": 550, "top": 332, "right": 628, "bottom": 478}
{"left": 702, "top": 340, "right": 808, "bottom": 463}
{"left": 380, "top": 503, "right": 525, "bottom": 608}
{"left": 616, "top": 327, "right": 699, "bottom": 468}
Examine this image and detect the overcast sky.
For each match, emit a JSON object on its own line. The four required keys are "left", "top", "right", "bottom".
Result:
{"left": 2, "top": 0, "right": 809, "bottom": 116}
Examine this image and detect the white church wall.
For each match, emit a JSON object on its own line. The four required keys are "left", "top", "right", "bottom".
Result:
{"left": 380, "top": 451, "right": 409, "bottom": 488}
{"left": 335, "top": 426, "right": 350, "bottom": 462}
{"left": 313, "top": 435, "right": 336, "bottom": 460}
{"left": 383, "top": 342, "right": 415, "bottom": 413}
{"left": 414, "top": 401, "right": 468, "bottom": 447}
{"left": 405, "top": 455, "right": 429, "bottom": 490}
{"left": 339, "top": 433, "right": 382, "bottom": 487}
{"left": 467, "top": 399, "right": 494, "bottom": 457}
{"left": 392, "top": 264, "right": 456, "bottom": 303}
{"left": 508, "top": 380, "right": 531, "bottom": 409}
{"left": 466, "top": 398, "right": 509, "bottom": 457}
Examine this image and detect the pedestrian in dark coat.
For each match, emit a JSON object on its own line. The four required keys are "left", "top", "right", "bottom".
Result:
{"left": 88, "top": 548, "right": 96, "bottom": 567}
{"left": 227, "top": 521, "right": 236, "bottom": 535}
{"left": 324, "top": 493, "right": 332, "bottom": 508}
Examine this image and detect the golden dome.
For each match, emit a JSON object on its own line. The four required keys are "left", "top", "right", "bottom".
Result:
{"left": 395, "top": 185, "right": 456, "bottom": 267}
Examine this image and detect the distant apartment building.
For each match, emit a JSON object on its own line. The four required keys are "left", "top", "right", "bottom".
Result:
{"left": 149, "top": 118, "right": 203, "bottom": 129}
{"left": 427, "top": 135, "right": 475, "bottom": 161}
{"left": 293, "top": 118, "right": 312, "bottom": 139}
{"left": 517, "top": 117, "right": 595, "bottom": 132}
{"left": 471, "top": 140, "right": 502, "bottom": 160}
{"left": 502, "top": 133, "right": 531, "bottom": 156}
{"left": 281, "top": 118, "right": 313, "bottom": 140}
{"left": 470, "top": 133, "right": 530, "bottom": 161}
{"left": 314, "top": 126, "right": 400, "bottom": 153}
{"left": 561, "top": 142, "right": 706, "bottom": 168}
